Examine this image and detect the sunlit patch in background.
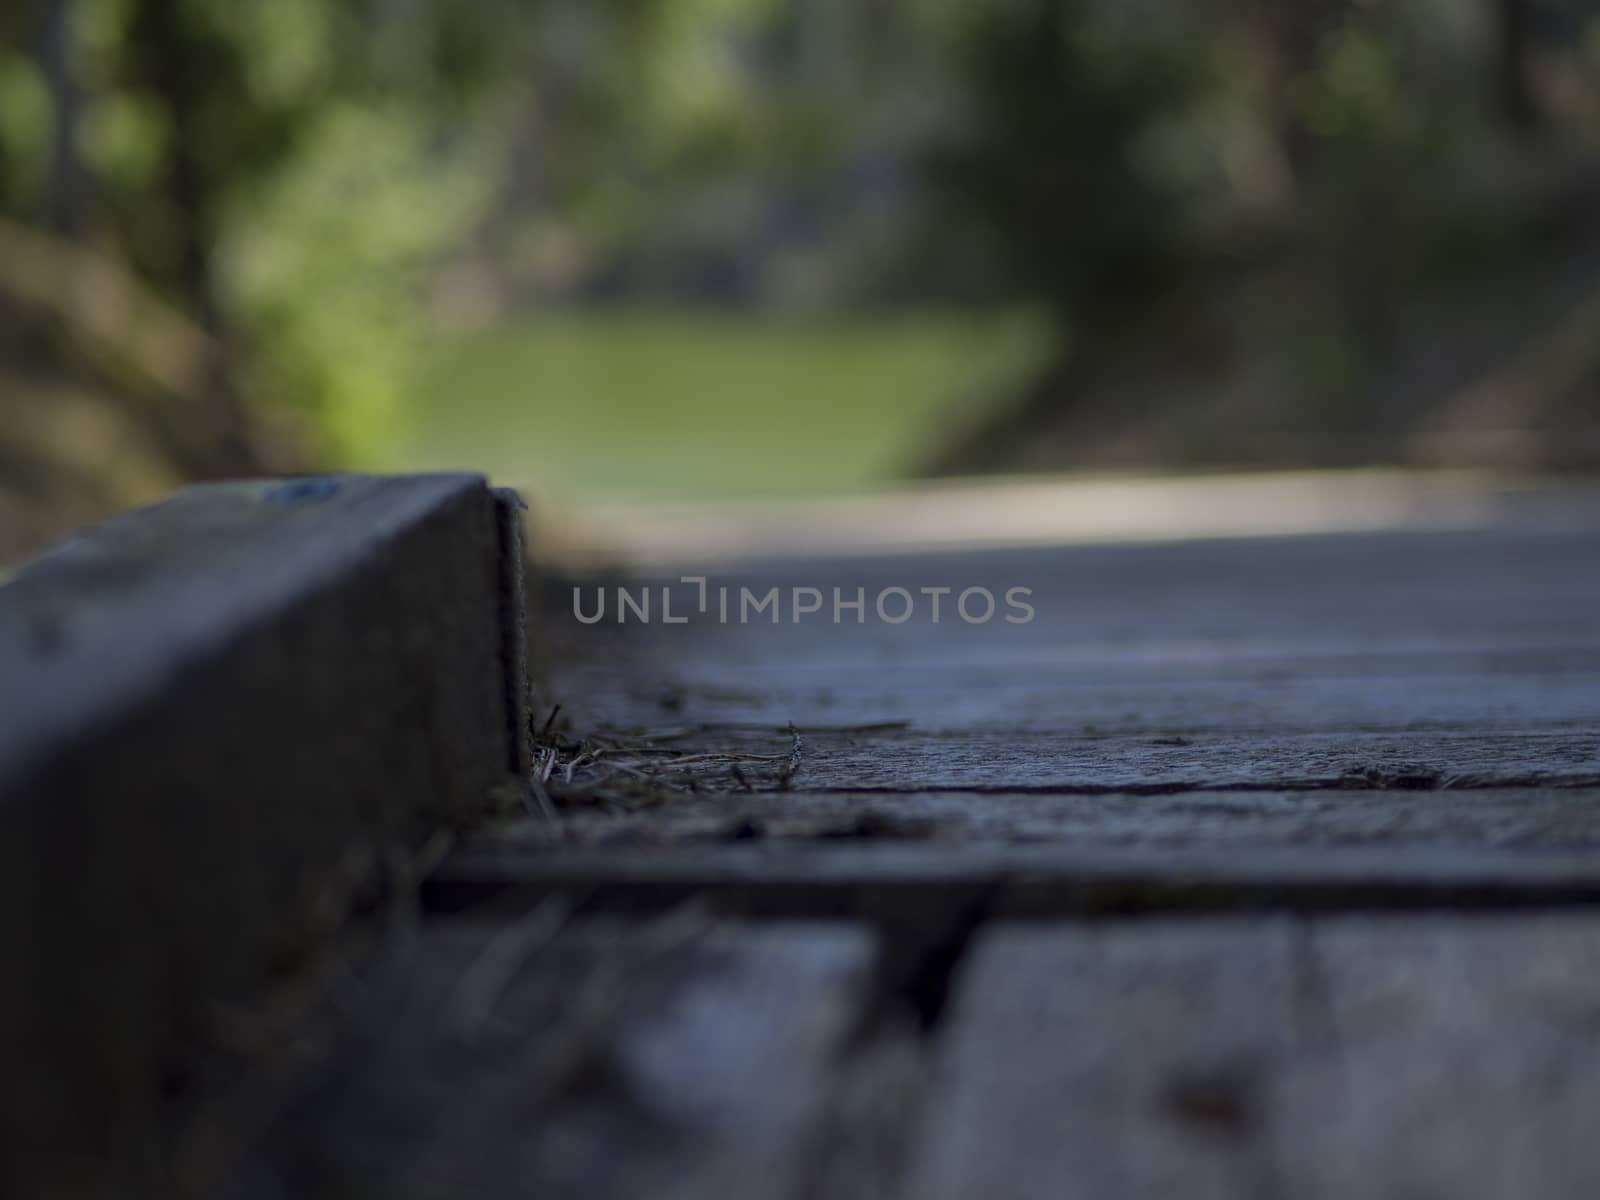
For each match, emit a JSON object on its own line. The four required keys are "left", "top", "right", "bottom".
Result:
{"left": 396, "top": 308, "right": 1051, "bottom": 501}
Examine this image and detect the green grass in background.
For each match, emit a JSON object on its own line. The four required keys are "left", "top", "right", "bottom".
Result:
{"left": 396, "top": 309, "right": 1048, "bottom": 499}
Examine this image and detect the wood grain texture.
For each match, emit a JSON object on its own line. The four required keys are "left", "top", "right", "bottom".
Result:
{"left": 220, "top": 507, "right": 1600, "bottom": 1195}
{"left": 235, "top": 917, "right": 873, "bottom": 1200}
{"left": 772, "top": 728, "right": 1600, "bottom": 791}
{"left": 903, "top": 921, "right": 1299, "bottom": 1200}
{"left": 903, "top": 916, "right": 1600, "bottom": 1200}
{"left": 479, "top": 787, "right": 1600, "bottom": 853}
{"left": 540, "top": 527, "right": 1600, "bottom": 799}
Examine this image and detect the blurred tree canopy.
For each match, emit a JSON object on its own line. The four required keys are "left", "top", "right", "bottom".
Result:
{"left": 921, "top": 0, "right": 1600, "bottom": 472}
{"left": 1, "top": 0, "right": 527, "bottom": 470}
{"left": 0, "top": 0, "right": 911, "bottom": 499}
{"left": 3, "top": 0, "right": 1600, "bottom": 558}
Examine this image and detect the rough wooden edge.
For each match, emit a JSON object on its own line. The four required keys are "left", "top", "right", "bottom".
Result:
{"left": 0, "top": 473, "right": 528, "bottom": 1198}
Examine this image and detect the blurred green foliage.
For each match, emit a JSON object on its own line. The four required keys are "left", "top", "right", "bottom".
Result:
{"left": 917, "top": 0, "right": 1600, "bottom": 472}
{"left": 3, "top": 0, "right": 1600, "bottom": 546}
{"left": 1, "top": 0, "right": 514, "bottom": 468}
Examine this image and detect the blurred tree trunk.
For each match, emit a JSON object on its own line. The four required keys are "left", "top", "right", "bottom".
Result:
{"left": 1492, "top": 0, "right": 1540, "bottom": 137}
{"left": 40, "top": 0, "right": 85, "bottom": 238}
{"left": 130, "top": 0, "right": 266, "bottom": 476}
{"left": 139, "top": 3, "right": 221, "bottom": 335}
{"left": 1262, "top": 0, "right": 1350, "bottom": 184}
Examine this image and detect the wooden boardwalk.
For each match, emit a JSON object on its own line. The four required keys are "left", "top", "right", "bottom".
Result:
{"left": 224, "top": 507, "right": 1600, "bottom": 1199}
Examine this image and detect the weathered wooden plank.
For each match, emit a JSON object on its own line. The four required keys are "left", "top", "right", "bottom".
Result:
{"left": 560, "top": 524, "right": 1600, "bottom": 684}
{"left": 562, "top": 662, "right": 1600, "bottom": 735}
{"left": 512, "top": 722, "right": 1600, "bottom": 794}
{"left": 483, "top": 785, "right": 1600, "bottom": 853}
{"left": 903, "top": 916, "right": 1600, "bottom": 1200}
{"left": 584, "top": 526, "right": 1600, "bottom": 655}
{"left": 741, "top": 727, "right": 1600, "bottom": 792}
{"left": 454, "top": 512, "right": 1600, "bottom": 1198}
{"left": 0, "top": 473, "right": 528, "bottom": 1198}
{"left": 1271, "top": 917, "right": 1600, "bottom": 1199}
{"left": 550, "top": 524, "right": 1600, "bottom": 746}
{"left": 902, "top": 922, "right": 1299, "bottom": 1200}
{"left": 232, "top": 917, "right": 873, "bottom": 1200}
